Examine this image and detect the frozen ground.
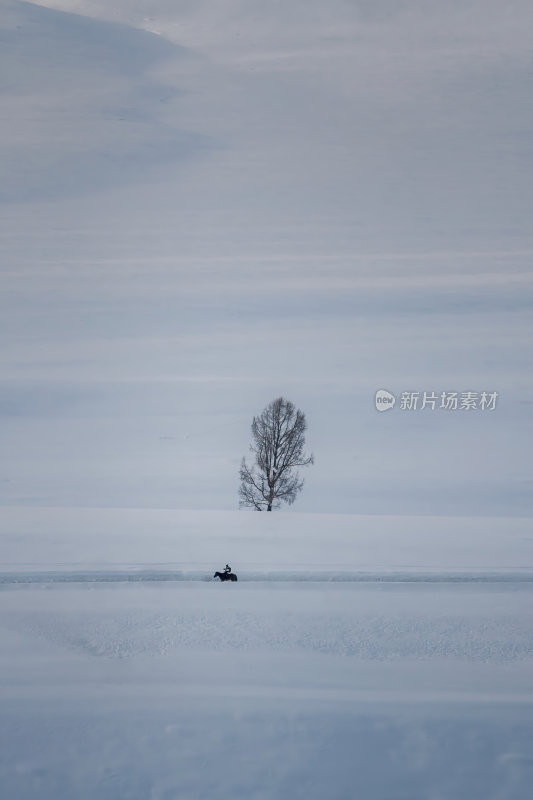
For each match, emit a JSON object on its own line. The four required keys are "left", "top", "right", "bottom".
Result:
{"left": 1, "top": 509, "right": 533, "bottom": 799}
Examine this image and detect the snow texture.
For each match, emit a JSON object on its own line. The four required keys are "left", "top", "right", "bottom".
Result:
{"left": 2, "top": 0, "right": 533, "bottom": 796}
{"left": 1, "top": 509, "right": 532, "bottom": 799}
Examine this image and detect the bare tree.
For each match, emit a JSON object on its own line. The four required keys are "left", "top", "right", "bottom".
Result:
{"left": 239, "top": 397, "right": 314, "bottom": 511}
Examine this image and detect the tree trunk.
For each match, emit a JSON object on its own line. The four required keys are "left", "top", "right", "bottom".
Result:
{"left": 267, "top": 484, "right": 275, "bottom": 511}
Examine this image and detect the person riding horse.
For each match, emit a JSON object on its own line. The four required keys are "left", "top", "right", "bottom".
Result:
{"left": 214, "top": 564, "right": 238, "bottom": 581}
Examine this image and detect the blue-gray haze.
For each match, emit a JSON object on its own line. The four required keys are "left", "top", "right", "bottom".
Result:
{"left": 1, "top": 0, "right": 532, "bottom": 515}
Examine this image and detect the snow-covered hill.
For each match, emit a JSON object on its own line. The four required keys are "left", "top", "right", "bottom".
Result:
{"left": 2, "top": 507, "right": 532, "bottom": 578}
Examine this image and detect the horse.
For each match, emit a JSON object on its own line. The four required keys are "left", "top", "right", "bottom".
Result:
{"left": 213, "top": 571, "right": 238, "bottom": 582}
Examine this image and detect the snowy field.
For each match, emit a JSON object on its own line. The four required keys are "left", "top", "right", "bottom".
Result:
{"left": 3, "top": 1, "right": 533, "bottom": 798}
{"left": 1, "top": 509, "right": 533, "bottom": 799}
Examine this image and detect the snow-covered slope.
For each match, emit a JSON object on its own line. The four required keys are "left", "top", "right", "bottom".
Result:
{"left": 2, "top": 568, "right": 532, "bottom": 799}
{"left": 2, "top": 507, "right": 532, "bottom": 579}
{"left": 2, "top": 511, "right": 532, "bottom": 798}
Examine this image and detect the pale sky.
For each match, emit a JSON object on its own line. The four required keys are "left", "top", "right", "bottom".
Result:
{"left": 1, "top": 0, "right": 532, "bottom": 514}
